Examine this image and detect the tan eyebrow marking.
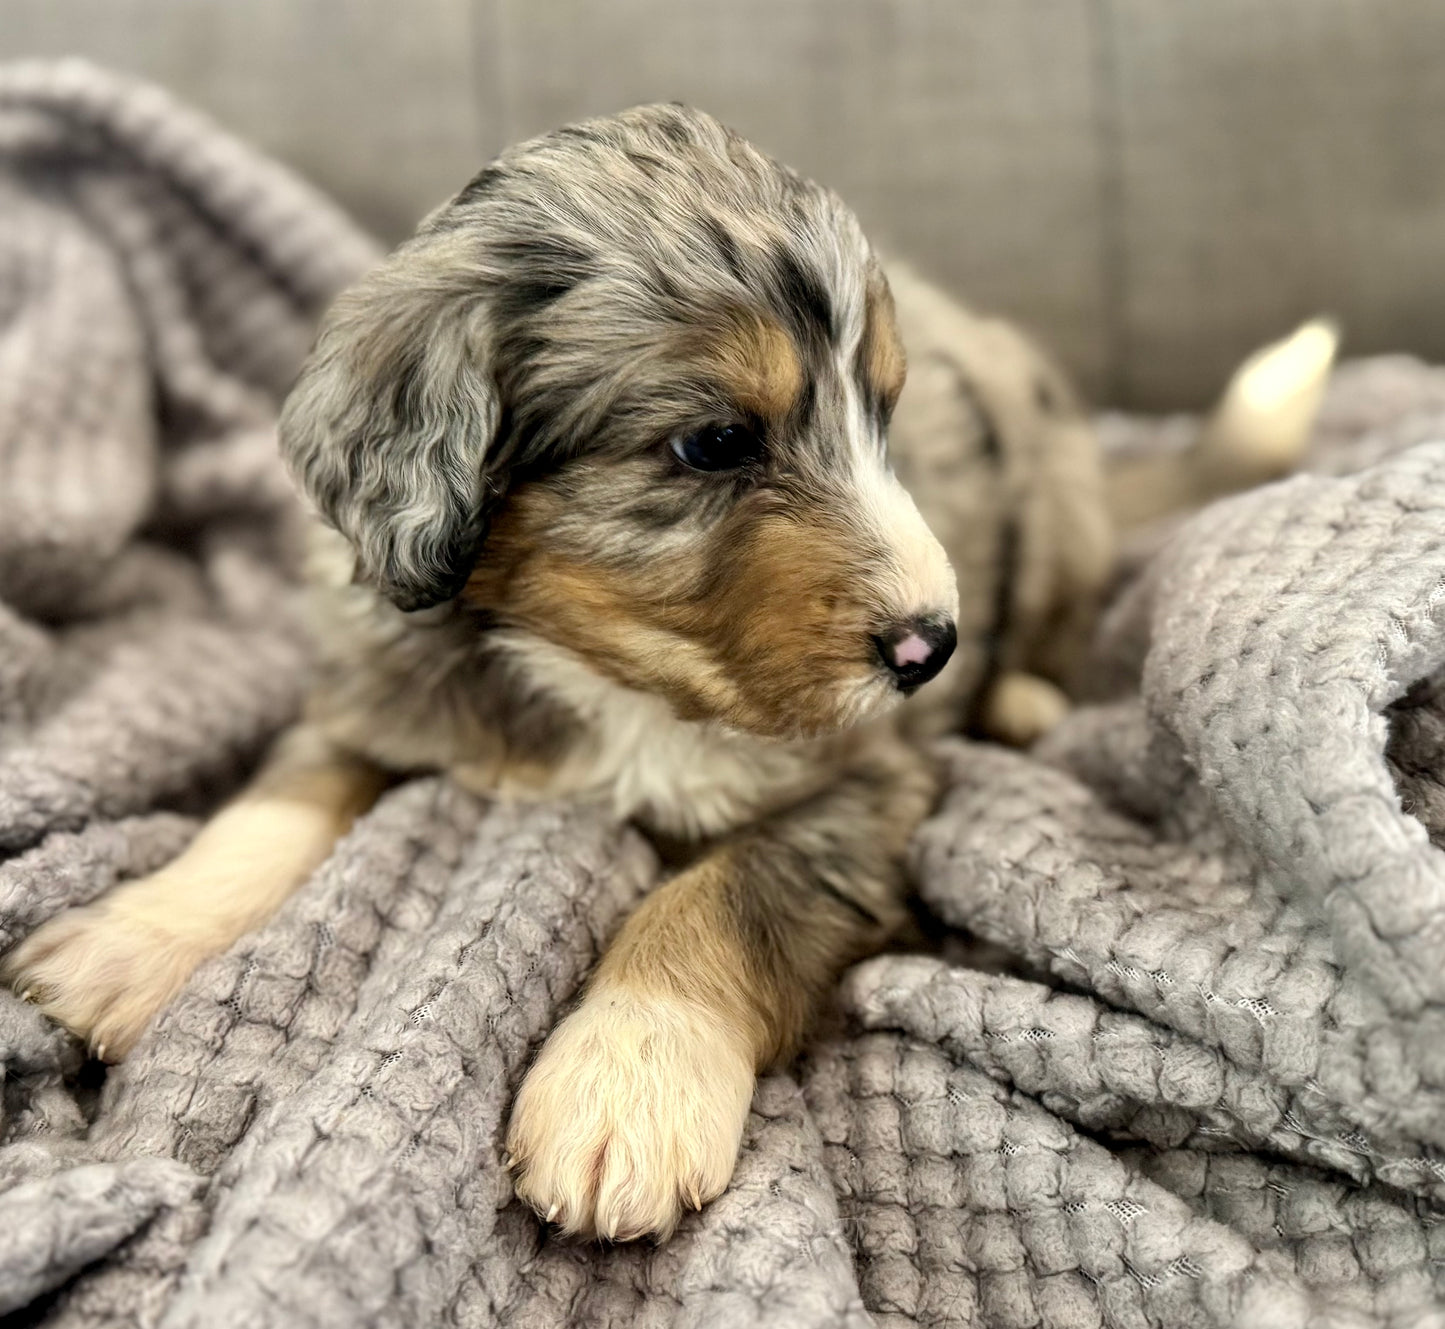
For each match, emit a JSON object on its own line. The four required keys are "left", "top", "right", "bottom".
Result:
{"left": 697, "top": 311, "right": 805, "bottom": 421}
{"left": 859, "top": 272, "right": 906, "bottom": 415}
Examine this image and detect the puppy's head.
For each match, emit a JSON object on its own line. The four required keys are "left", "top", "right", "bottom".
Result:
{"left": 280, "top": 105, "right": 957, "bottom": 740}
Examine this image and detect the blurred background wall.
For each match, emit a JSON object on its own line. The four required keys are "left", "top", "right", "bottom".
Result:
{"left": 5, "top": 0, "right": 1445, "bottom": 408}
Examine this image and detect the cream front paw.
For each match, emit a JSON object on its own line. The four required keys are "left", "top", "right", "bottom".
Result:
{"left": 506, "top": 988, "right": 755, "bottom": 1241}
{"left": 1, "top": 894, "right": 202, "bottom": 1061}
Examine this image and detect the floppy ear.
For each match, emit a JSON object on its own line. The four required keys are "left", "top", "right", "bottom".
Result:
{"left": 278, "top": 240, "right": 501, "bottom": 611}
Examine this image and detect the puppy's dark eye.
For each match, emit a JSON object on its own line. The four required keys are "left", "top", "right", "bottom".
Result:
{"left": 670, "top": 423, "right": 763, "bottom": 472}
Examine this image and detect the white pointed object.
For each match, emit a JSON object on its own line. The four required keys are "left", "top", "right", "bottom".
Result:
{"left": 1195, "top": 317, "right": 1340, "bottom": 491}
{"left": 1107, "top": 317, "right": 1340, "bottom": 529}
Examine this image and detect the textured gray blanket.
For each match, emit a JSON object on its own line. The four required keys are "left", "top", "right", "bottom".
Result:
{"left": 2, "top": 59, "right": 1445, "bottom": 1329}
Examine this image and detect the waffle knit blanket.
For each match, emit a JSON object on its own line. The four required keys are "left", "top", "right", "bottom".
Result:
{"left": 2, "top": 59, "right": 1445, "bottom": 1329}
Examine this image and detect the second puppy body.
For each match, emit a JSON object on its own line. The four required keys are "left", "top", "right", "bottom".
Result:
{"left": 2, "top": 105, "right": 1328, "bottom": 1242}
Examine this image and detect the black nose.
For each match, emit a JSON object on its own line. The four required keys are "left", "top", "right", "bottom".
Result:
{"left": 873, "top": 616, "right": 957, "bottom": 692}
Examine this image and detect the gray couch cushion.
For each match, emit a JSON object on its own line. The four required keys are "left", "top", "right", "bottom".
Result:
{"left": 5, "top": 2, "right": 1443, "bottom": 408}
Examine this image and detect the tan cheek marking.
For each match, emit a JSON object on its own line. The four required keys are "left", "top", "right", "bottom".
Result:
{"left": 863, "top": 275, "right": 907, "bottom": 414}
{"left": 674, "top": 509, "right": 882, "bottom": 734}
{"left": 465, "top": 491, "right": 741, "bottom": 720}
{"left": 521, "top": 558, "right": 740, "bottom": 716}
{"left": 468, "top": 488, "right": 882, "bottom": 738}
{"left": 700, "top": 313, "right": 804, "bottom": 422}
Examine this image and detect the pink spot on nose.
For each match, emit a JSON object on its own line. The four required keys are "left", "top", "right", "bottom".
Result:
{"left": 892, "top": 633, "right": 933, "bottom": 668}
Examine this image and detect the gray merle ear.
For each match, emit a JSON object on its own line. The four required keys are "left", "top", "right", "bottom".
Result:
{"left": 278, "top": 237, "right": 501, "bottom": 611}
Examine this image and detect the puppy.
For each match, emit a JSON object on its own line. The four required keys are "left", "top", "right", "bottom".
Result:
{"left": 2, "top": 105, "right": 1331, "bottom": 1241}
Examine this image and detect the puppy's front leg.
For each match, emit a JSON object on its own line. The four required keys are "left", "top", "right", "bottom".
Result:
{"left": 507, "top": 734, "right": 937, "bottom": 1241}
{"left": 2, "top": 727, "right": 386, "bottom": 1060}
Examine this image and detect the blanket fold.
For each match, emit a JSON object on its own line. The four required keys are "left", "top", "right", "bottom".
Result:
{"left": 2, "top": 58, "right": 1444, "bottom": 1329}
